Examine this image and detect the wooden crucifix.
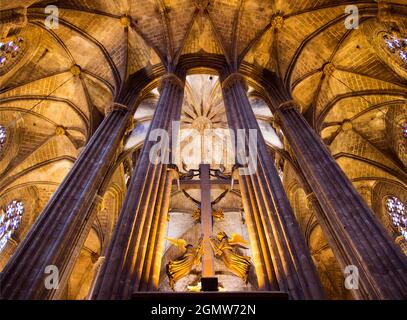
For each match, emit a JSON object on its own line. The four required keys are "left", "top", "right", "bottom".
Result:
{"left": 171, "top": 164, "right": 239, "bottom": 291}
{"left": 199, "top": 164, "right": 218, "bottom": 291}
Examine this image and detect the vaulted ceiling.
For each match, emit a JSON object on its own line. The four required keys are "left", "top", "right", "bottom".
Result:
{"left": 0, "top": 1, "right": 406, "bottom": 293}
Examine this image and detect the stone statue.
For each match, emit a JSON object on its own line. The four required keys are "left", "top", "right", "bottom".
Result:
{"left": 209, "top": 232, "right": 251, "bottom": 283}
{"left": 165, "top": 237, "right": 203, "bottom": 289}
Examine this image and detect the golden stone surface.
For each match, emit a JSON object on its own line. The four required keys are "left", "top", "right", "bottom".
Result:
{"left": 271, "top": 15, "right": 284, "bottom": 29}
{"left": 1, "top": 0, "right": 405, "bottom": 300}
{"left": 55, "top": 126, "right": 66, "bottom": 136}
{"left": 119, "top": 16, "right": 131, "bottom": 27}
{"left": 341, "top": 120, "right": 353, "bottom": 131}
{"left": 70, "top": 64, "right": 81, "bottom": 76}
{"left": 323, "top": 63, "right": 335, "bottom": 76}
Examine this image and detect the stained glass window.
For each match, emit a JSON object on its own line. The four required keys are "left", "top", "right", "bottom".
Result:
{"left": 0, "top": 37, "right": 24, "bottom": 68}
{"left": 383, "top": 33, "right": 407, "bottom": 67}
{"left": 0, "top": 125, "right": 6, "bottom": 155}
{"left": 0, "top": 200, "right": 24, "bottom": 252}
{"left": 386, "top": 196, "right": 407, "bottom": 241}
{"left": 277, "top": 166, "right": 283, "bottom": 181}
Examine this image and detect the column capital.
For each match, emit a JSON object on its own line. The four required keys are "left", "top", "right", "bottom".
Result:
{"left": 159, "top": 73, "right": 185, "bottom": 91}
{"left": 278, "top": 100, "right": 301, "bottom": 113}
{"left": 167, "top": 163, "right": 179, "bottom": 173}
{"left": 167, "top": 164, "right": 180, "bottom": 182}
{"left": 105, "top": 102, "right": 129, "bottom": 116}
{"left": 221, "top": 72, "right": 248, "bottom": 91}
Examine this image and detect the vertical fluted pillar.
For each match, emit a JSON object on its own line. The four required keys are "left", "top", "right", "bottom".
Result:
{"left": 0, "top": 83, "right": 142, "bottom": 300}
{"left": 54, "top": 193, "right": 104, "bottom": 300}
{"left": 87, "top": 256, "right": 105, "bottom": 299}
{"left": 268, "top": 80, "right": 407, "bottom": 299}
{"left": 145, "top": 165, "right": 179, "bottom": 290}
{"left": 220, "top": 72, "right": 325, "bottom": 299}
{"left": 92, "top": 72, "right": 186, "bottom": 300}
{"left": 238, "top": 176, "right": 279, "bottom": 291}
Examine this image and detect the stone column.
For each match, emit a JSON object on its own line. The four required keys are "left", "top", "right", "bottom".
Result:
{"left": 0, "top": 84, "right": 141, "bottom": 300}
{"left": 220, "top": 72, "right": 325, "bottom": 299}
{"left": 144, "top": 165, "right": 179, "bottom": 290}
{"left": 86, "top": 256, "right": 105, "bottom": 299}
{"left": 53, "top": 194, "right": 105, "bottom": 300}
{"left": 92, "top": 72, "right": 186, "bottom": 300}
{"left": 269, "top": 80, "right": 407, "bottom": 299}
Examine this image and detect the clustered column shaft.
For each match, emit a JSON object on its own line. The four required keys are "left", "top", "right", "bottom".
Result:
{"left": 92, "top": 73, "right": 185, "bottom": 300}
{"left": 0, "top": 85, "right": 141, "bottom": 300}
{"left": 268, "top": 79, "right": 407, "bottom": 299}
{"left": 221, "top": 72, "right": 325, "bottom": 299}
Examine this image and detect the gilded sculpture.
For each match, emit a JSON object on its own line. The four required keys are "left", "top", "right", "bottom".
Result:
{"left": 165, "top": 237, "right": 203, "bottom": 289}
{"left": 209, "top": 232, "right": 251, "bottom": 283}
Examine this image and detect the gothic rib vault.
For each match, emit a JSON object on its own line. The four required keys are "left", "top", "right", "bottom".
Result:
{"left": 0, "top": 0, "right": 406, "bottom": 300}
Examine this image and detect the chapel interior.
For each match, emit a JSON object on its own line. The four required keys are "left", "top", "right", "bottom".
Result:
{"left": 0, "top": 0, "right": 406, "bottom": 300}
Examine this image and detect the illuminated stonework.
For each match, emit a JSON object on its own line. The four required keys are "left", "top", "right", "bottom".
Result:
{"left": 191, "top": 115, "right": 212, "bottom": 134}
{"left": 179, "top": 74, "right": 232, "bottom": 171}
{"left": 1, "top": 1, "right": 406, "bottom": 301}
